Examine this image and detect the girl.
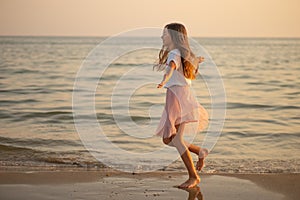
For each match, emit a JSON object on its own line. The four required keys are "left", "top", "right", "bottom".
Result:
{"left": 154, "top": 23, "right": 209, "bottom": 188}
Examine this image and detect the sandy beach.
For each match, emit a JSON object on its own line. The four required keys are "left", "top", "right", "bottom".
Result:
{"left": 0, "top": 169, "right": 299, "bottom": 200}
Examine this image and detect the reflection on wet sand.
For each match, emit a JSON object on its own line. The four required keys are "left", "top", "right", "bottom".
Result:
{"left": 179, "top": 186, "right": 203, "bottom": 200}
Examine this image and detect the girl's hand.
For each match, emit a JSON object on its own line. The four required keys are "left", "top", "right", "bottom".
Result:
{"left": 198, "top": 56, "right": 205, "bottom": 64}
{"left": 195, "top": 56, "right": 205, "bottom": 74}
{"left": 157, "top": 83, "right": 164, "bottom": 88}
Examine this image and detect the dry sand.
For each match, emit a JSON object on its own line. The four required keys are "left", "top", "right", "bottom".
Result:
{"left": 0, "top": 170, "right": 299, "bottom": 200}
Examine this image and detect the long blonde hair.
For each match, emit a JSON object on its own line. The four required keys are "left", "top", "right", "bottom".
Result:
{"left": 154, "top": 23, "right": 198, "bottom": 80}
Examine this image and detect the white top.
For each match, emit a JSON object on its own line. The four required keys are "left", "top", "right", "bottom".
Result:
{"left": 164, "top": 49, "right": 192, "bottom": 88}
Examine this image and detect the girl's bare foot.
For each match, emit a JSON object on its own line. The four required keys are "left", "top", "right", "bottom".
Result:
{"left": 196, "top": 158, "right": 204, "bottom": 171}
{"left": 178, "top": 176, "right": 200, "bottom": 188}
{"left": 196, "top": 148, "right": 208, "bottom": 171}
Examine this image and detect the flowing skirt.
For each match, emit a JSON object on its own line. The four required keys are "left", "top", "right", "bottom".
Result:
{"left": 155, "top": 85, "right": 209, "bottom": 138}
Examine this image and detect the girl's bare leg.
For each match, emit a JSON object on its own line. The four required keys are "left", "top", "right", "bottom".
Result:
{"left": 186, "top": 144, "right": 207, "bottom": 171}
{"left": 163, "top": 123, "right": 200, "bottom": 188}
{"left": 165, "top": 136, "right": 207, "bottom": 171}
{"left": 179, "top": 150, "right": 200, "bottom": 188}
{"left": 173, "top": 124, "right": 208, "bottom": 171}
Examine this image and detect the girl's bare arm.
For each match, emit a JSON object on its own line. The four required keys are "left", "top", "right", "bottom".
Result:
{"left": 157, "top": 61, "right": 176, "bottom": 88}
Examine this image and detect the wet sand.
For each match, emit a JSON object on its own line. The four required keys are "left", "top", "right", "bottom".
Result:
{"left": 0, "top": 170, "right": 299, "bottom": 200}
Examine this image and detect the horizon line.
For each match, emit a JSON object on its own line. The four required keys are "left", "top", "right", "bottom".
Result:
{"left": 0, "top": 34, "right": 300, "bottom": 39}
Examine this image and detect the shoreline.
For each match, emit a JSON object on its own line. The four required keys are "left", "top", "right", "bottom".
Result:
{"left": 0, "top": 169, "right": 299, "bottom": 200}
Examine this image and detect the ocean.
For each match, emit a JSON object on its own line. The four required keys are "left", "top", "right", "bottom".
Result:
{"left": 0, "top": 36, "right": 299, "bottom": 173}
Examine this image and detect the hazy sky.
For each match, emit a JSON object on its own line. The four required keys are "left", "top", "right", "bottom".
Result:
{"left": 0, "top": 0, "right": 299, "bottom": 37}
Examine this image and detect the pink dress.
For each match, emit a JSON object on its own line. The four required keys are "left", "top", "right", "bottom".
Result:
{"left": 155, "top": 49, "right": 209, "bottom": 138}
